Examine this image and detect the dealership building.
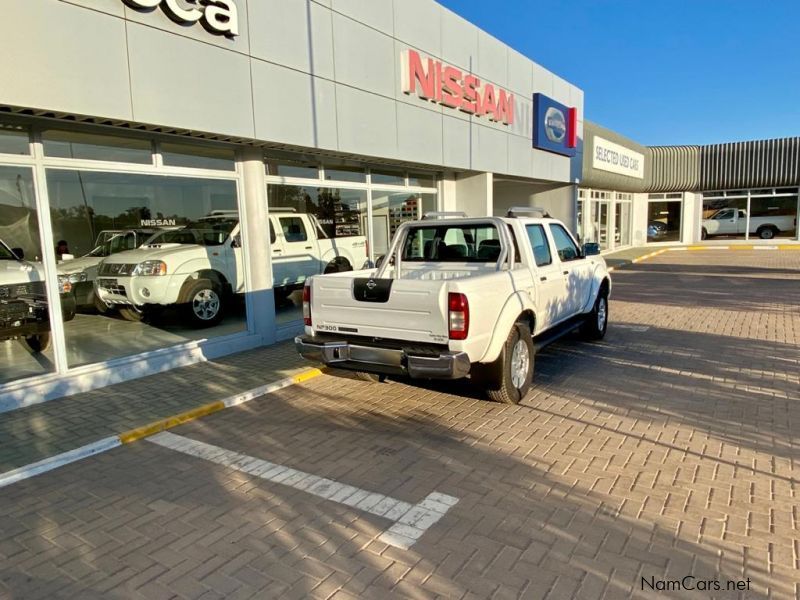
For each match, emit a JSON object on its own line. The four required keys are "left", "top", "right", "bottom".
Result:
{"left": 0, "top": 0, "right": 797, "bottom": 407}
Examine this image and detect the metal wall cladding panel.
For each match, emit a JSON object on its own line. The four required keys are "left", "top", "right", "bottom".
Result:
{"left": 700, "top": 138, "right": 800, "bottom": 190}
{"left": 646, "top": 145, "right": 700, "bottom": 192}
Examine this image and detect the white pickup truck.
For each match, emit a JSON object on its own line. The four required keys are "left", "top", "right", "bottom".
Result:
{"left": 701, "top": 208, "right": 797, "bottom": 240}
{"left": 95, "top": 210, "right": 367, "bottom": 327}
{"left": 296, "top": 210, "right": 611, "bottom": 404}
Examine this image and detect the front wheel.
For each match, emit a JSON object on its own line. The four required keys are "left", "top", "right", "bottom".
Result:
{"left": 473, "top": 322, "right": 534, "bottom": 405}
{"left": 20, "top": 333, "right": 51, "bottom": 353}
{"left": 183, "top": 279, "right": 225, "bottom": 328}
{"left": 580, "top": 290, "right": 609, "bottom": 340}
{"left": 119, "top": 306, "right": 144, "bottom": 322}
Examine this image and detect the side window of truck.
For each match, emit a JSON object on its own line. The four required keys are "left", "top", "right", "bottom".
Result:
{"left": 526, "top": 225, "right": 552, "bottom": 267}
{"left": 280, "top": 217, "right": 308, "bottom": 242}
{"left": 549, "top": 224, "right": 581, "bottom": 262}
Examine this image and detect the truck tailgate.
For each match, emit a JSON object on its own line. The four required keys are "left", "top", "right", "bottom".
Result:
{"left": 310, "top": 272, "right": 449, "bottom": 344}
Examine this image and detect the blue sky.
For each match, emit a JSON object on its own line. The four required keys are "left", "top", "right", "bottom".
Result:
{"left": 437, "top": 0, "right": 800, "bottom": 146}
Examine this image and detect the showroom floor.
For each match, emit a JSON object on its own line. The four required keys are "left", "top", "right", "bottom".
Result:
{"left": 1, "top": 249, "right": 798, "bottom": 599}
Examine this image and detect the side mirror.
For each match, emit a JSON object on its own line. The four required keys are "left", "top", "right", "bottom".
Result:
{"left": 11, "top": 247, "right": 24, "bottom": 260}
{"left": 231, "top": 235, "right": 241, "bottom": 248}
{"left": 582, "top": 242, "right": 601, "bottom": 257}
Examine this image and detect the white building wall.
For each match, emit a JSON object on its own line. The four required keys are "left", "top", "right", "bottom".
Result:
{"left": 1, "top": 0, "right": 584, "bottom": 182}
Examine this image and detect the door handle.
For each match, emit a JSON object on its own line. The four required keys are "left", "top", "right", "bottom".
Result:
{"left": 273, "top": 249, "right": 282, "bottom": 254}
{"left": 305, "top": 246, "right": 313, "bottom": 250}
{"left": 563, "top": 271, "right": 569, "bottom": 275}
{"left": 540, "top": 276, "right": 547, "bottom": 281}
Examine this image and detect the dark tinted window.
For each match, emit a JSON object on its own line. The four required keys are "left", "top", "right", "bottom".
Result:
{"left": 280, "top": 217, "right": 308, "bottom": 242}
{"left": 402, "top": 224, "right": 503, "bottom": 262}
{"left": 549, "top": 224, "right": 581, "bottom": 262}
{"left": 526, "top": 225, "right": 552, "bottom": 267}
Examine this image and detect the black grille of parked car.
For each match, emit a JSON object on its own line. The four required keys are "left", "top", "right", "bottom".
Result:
{"left": 0, "top": 301, "right": 30, "bottom": 323}
{"left": 0, "top": 281, "right": 45, "bottom": 299}
{"left": 98, "top": 263, "right": 137, "bottom": 276}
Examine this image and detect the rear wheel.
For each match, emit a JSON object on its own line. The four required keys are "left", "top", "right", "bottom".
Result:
{"left": 757, "top": 226, "right": 777, "bottom": 240}
{"left": 324, "top": 257, "right": 353, "bottom": 274}
{"left": 580, "top": 290, "right": 609, "bottom": 340}
{"left": 701, "top": 227, "right": 708, "bottom": 240}
{"left": 20, "top": 333, "right": 51, "bottom": 353}
{"left": 474, "top": 322, "right": 534, "bottom": 405}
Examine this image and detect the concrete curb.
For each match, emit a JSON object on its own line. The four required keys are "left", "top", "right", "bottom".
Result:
{"left": 0, "top": 367, "right": 325, "bottom": 489}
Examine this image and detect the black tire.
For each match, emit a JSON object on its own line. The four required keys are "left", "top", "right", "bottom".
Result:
{"left": 183, "top": 279, "right": 225, "bottom": 328}
{"left": 474, "top": 322, "right": 534, "bottom": 405}
{"left": 580, "top": 290, "right": 609, "bottom": 341}
{"left": 701, "top": 227, "right": 708, "bottom": 240}
{"left": 20, "top": 333, "right": 51, "bottom": 353}
{"left": 354, "top": 371, "right": 387, "bottom": 383}
{"left": 119, "top": 306, "right": 144, "bottom": 322}
{"left": 93, "top": 292, "right": 111, "bottom": 315}
{"left": 757, "top": 226, "right": 777, "bottom": 240}
{"left": 324, "top": 257, "right": 353, "bottom": 274}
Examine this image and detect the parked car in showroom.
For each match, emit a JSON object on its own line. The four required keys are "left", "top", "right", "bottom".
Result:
{"left": 701, "top": 208, "right": 797, "bottom": 240}
{"left": 1, "top": 239, "right": 76, "bottom": 353}
{"left": 296, "top": 209, "right": 611, "bottom": 404}
{"left": 57, "top": 228, "right": 162, "bottom": 312}
{"left": 95, "top": 210, "right": 368, "bottom": 327}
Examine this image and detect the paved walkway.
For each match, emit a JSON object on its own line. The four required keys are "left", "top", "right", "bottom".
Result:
{"left": 0, "top": 341, "right": 309, "bottom": 473}
{"left": 0, "top": 250, "right": 798, "bottom": 599}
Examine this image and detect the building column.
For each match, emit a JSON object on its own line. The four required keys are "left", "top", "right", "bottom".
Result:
{"left": 239, "top": 148, "right": 276, "bottom": 345}
{"left": 453, "top": 172, "right": 493, "bottom": 216}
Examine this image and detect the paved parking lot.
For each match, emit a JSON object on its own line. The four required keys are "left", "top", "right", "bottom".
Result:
{"left": 1, "top": 250, "right": 798, "bottom": 599}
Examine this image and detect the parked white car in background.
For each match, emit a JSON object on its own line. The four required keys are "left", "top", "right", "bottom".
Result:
{"left": 296, "top": 209, "right": 611, "bottom": 404}
{"left": 95, "top": 210, "right": 367, "bottom": 326}
{"left": 702, "top": 208, "right": 796, "bottom": 239}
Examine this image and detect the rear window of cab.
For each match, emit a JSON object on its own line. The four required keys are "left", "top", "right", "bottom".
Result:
{"left": 402, "top": 224, "right": 505, "bottom": 262}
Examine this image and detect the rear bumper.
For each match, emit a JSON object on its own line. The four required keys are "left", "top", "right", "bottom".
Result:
{"left": 294, "top": 336, "right": 470, "bottom": 380}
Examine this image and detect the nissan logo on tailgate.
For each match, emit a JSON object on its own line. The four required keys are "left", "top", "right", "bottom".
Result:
{"left": 366, "top": 280, "right": 377, "bottom": 290}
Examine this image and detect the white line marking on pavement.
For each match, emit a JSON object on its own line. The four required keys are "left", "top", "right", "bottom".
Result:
{"left": 148, "top": 431, "right": 459, "bottom": 550}
{"left": 753, "top": 245, "right": 779, "bottom": 250}
{"left": 0, "top": 436, "right": 121, "bottom": 489}
{"left": 613, "top": 324, "right": 651, "bottom": 332}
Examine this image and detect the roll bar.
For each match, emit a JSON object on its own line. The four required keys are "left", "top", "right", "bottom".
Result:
{"left": 374, "top": 217, "right": 516, "bottom": 279}
{"left": 506, "top": 206, "right": 550, "bottom": 218}
{"left": 422, "top": 211, "right": 468, "bottom": 220}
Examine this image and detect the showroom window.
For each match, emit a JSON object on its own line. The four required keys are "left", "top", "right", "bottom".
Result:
{"left": 0, "top": 122, "right": 250, "bottom": 392}
{"left": 0, "top": 165, "right": 56, "bottom": 386}
{"left": 701, "top": 188, "right": 799, "bottom": 241}
{"left": 265, "top": 158, "right": 438, "bottom": 326}
{"left": 647, "top": 195, "right": 683, "bottom": 243}
{"left": 579, "top": 188, "right": 633, "bottom": 252}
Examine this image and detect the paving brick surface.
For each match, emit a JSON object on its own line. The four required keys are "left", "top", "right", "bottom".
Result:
{"left": 0, "top": 341, "right": 309, "bottom": 472}
{"left": 0, "top": 250, "right": 798, "bottom": 599}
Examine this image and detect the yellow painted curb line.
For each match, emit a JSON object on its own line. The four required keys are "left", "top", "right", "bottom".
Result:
{"left": 779, "top": 245, "right": 800, "bottom": 250}
{"left": 118, "top": 368, "right": 325, "bottom": 445}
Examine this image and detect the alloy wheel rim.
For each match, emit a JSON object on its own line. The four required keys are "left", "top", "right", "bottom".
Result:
{"left": 597, "top": 297, "right": 607, "bottom": 330}
{"left": 193, "top": 289, "right": 220, "bottom": 320}
{"left": 510, "top": 339, "right": 530, "bottom": 389}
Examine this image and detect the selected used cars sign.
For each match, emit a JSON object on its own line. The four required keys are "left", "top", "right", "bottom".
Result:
{"left": 593, "top": 136, "right": 644, "bottom": 179}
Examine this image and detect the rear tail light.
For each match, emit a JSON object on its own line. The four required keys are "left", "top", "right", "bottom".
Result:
{"left": 302, "top": 282, "right": 312, "bottom": 326}
{"left": 448, "top": 292, "right": 469, "bottom": 340}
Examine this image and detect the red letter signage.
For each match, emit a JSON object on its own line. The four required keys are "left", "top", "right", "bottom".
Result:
{"left": 401, "top": 50, "right": 515, "bottom": 126}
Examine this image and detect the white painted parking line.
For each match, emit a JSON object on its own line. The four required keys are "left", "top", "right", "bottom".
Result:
{"left": 614, "top": 324, "right": 651, "bottom": 332}
{"left": 147, "top": 431, "right": 459, "bottom": 550}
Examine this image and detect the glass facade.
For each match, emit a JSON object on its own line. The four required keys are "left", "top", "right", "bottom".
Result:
{"left": 647, "top": 195, "right": 683, "bottom": 242}
{"left": 702, "top": 189, "right": 798, "bottom": 241}
{"left": 0, "top": 165, "right": 57, "bottom": 385}
{"left": 0, "top": 122, "right": 249, "bottom": 393}
{"left": 265, "top": 160, "right": 439, "bottom": 325}
{"left": 578, "top": 189, "right": 633, "bottom": 252}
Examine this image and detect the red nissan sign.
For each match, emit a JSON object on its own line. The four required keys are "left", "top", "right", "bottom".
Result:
{"left": 402, "top": 49, "right": 515, "bottom": 126}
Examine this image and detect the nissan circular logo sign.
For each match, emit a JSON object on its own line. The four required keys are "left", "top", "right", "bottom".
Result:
{"left": 544, "top": 107, "right": 567, "bottom": 144}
